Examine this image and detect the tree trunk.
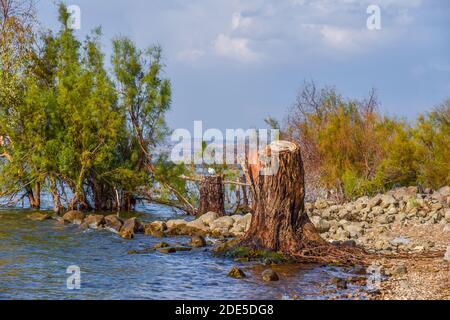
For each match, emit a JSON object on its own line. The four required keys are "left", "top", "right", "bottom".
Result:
{"left": 26, "top": 183, "right": 40, "bottom": 209}
{"left": 198, "top": 175, "right": 225, "bottom": 216}
{"left": 240, "top": 140, "right": 326, "bottom": 256}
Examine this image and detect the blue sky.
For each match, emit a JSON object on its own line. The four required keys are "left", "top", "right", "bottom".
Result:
{"left": 36, "top": 0, "right": 450, "bottom": 131}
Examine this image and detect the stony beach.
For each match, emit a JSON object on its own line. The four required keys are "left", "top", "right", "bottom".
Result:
{"left": 28, "top": 185, "right": 450, "bottom": 300}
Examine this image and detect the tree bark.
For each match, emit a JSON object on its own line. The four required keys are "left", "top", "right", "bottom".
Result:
{"left": 240, "top": 140, "right": 326, "bottom": 256}
{"left": 198, "top": 175, "right": 225, "bottom": 216}
{"left": 26, "top": 183, "right": 40, "bottom": 209}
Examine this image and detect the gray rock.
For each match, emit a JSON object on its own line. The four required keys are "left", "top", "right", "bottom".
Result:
{"left": 311, "top": 216, "right": 331, "bottom": 233}
{"left": 210, "top": 216, "right": 235, "bottom": 230}
{"left": 315, "top": 199, "right": 329, "bottom": 210}
{"left": 345, "top": 223, "right": 363, "bottom": 238}
{"left": 381, "top": 195, "right": 397, "bottom": 208}
{"left": 371, "top": 206, "right": 384, "bottom": 216}
{"left": 390, "top": 236, "right": 411, "bottom": 246}
{"left": 368, "top": 195, "right": 382, "bottom": 209}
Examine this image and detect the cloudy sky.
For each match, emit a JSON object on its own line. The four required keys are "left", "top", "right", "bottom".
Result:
{"left": 37, "top": 0, "right": 450, "bottom": 131}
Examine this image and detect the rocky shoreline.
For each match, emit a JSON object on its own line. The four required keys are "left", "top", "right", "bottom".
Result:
{"left": 27, "top": 185, "right": 450, "bottom": 300}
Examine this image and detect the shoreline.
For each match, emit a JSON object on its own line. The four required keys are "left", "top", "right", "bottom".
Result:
{"left": 23, "top": 185, "right": 450, "bottom": 300}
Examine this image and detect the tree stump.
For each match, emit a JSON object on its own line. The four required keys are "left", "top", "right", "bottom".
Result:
{"left": 240, "top": 140, "right": 325, "bottom": 256}
{"left": 238, "top": 140, "right": 368, "bottom": 265}
{"left": 198, "top": 175, "right": 225, "bottom": 216}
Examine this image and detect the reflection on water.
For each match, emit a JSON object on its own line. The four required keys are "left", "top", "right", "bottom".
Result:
{"left": 0, "top": 206, "right": 358, "bottom": 300}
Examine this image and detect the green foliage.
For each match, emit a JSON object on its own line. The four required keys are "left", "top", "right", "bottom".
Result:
{"left": 226, "top": 246, "right": 286, "bottom": 263}
{"left": 284, "top": 82, "right": 450, "bottom": 200}
{"left": 0, "top": 3, "right": 181, "bottom": 210}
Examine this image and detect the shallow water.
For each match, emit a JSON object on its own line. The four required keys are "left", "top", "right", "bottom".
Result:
{"left": 0, "top": 206, "right": 362, "bottom": 300}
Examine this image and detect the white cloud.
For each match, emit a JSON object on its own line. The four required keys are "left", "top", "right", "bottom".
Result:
{"left": 320, "top": 26, "right": 361, "bottom": 49}
{"left": 177, "top": 49, "right": 205, "bottom": 62}
{"left": 231, "top": 12, "right": 253, "bottom": 31}
{"left": 213, "top": 33, "right": 261, "bottom": 62}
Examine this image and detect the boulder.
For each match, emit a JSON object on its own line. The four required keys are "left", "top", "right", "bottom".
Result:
{"left": 229, "top": 224, "right": 246, "bottom": 237}
{"left": 104, "top": 215, "right": 123, "bottom": 232}
{"left": 119, "top": 217, "right": 142, "bottom": 239}
{"left": 344, "top": 223, "right": 363, "bottom": 238}
{"left": 227, "top": 267, "right": 246, "bottom": 279}
{"left": 62, "top": 210, "right": 85, "bottom": 225}
{"left": 166, "top": 224, "right": 208, "bottom": 237}
{"left": 197, "top": 211, "right": 220, "bottom": 226}
{"left": 166, "top": 219, "right": 187, "bottom": 229}
{"left": 315, "top": 199, "right": 329, "bottom": 210}
{"left": 188, "top": 235, "right": 206, "bottom": 247}
{"left": 149, "top": 221, "right": 167, "bottom": 232}
{"left": 311, "top": 216, "right": 331, "bottom": 233}
{"left": 209, "top": 216, "right": 234, "bottom": 230}
{"left": 82, "top": 214, "right": 105, "bottom": 229}
{"left": 144, "top": 221, "right": 167, "bottom": 237}
{"left": 27, "top": 212, "right": 51, "bottom": 222}
{"left": 371, "top": 206, "right": 384, "bottom": 216}
{"left": 380, "top": 195, "right": 397, "bottom": 208}
{"left": 368, "top": 195, "right": 382, "bottom": 209}
{"left": 186, "top": 219, "right": 210, "bottom": 233}
{"left": 262, "top": 269, "right": 279, "bottom": 282}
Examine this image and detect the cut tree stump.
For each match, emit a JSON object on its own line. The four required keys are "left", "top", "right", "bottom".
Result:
{"left": 198, "top": 175, "right": 225, "bottom": 216}
{"left": 239, "top": 140, "right": 365, "bottom": 264}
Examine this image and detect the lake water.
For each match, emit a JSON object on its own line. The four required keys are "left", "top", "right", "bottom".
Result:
{"left": 0, "top": 204, "right": 363, "bottom": 300}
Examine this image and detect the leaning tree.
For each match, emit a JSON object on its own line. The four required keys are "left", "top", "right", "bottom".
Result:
{"left": 239, "top": 140, "right": 365, "bottom": 264}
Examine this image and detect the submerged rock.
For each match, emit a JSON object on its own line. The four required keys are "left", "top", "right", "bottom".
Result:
{"left": 27, "top": 212, "right": 51, "bottom": 222}
{"left": 227, "top": 267, "right": 246, "bottom": 279}
{"left": 104, "top": 215, "right": 123, "bottom": 232}
{"left": 62, "top": 210, "right": 85, "bottom": 225}
{"left": 188, "top": 235, "right": 206, "bottom": 248}
{"left": 119, "top": 217, "right": 142, "bottom": 239}
{"left": 144, "top": 221, "right": 167, "bottom": 237}
{"left": 262, "top": 269, "right": 279, "bottom": 282}
{"left": 82, "top": 214, "right": 105, "bottom": 229}
{"left": 158, "top": 246, "right": 192, "bottom": 254}
{"left": 332, "top": 277, "right": 348, "bottom": 289}
{"left": 154, "top": 242, "right": 170, "bottom": 249}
